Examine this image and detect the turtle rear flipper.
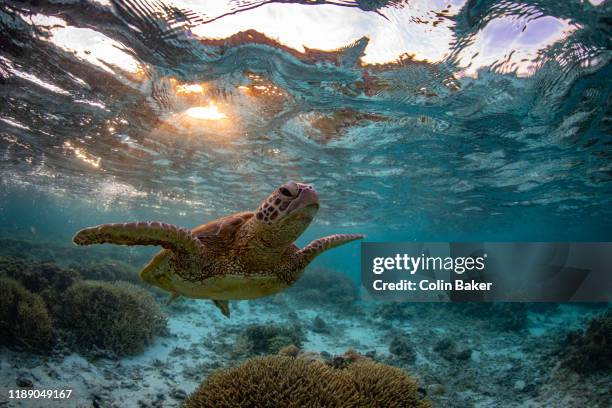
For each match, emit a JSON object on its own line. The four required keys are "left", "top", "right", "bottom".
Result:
{"left": 73, "top": 222, "right": 203, "bottom": 255}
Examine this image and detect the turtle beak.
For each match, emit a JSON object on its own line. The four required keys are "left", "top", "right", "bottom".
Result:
{"left": 287, "top": 186, "right": 319, "bottom": 214}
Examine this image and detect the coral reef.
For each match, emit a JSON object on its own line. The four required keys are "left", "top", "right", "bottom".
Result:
{"left": 449, "top": 303, "right": 528, "bottom": 331}
{"left": 311, "top": 315, "right": 330, "bottom": 333}
{"left": 374, "top": 302, "right": 414, "bottom": 321}
{"left": 284, "top": 267, "right": 357, "bottom": 309}
{"left": 528, "top": 303, "right": 559, "bottom": 314}
{"left": 184, "top": 352, "right": 431, "bottom": 408}
{"left": 0, "top": 258, "right": 79, "bottom": 314}
{"left": 433, "top": 338, "right": 472, "bottom": 362}
{"left": 0, "top": 277, "right": 54, "bottom": 350}
{"left": 233, "top": 323, "right": 305, "bottom": 356}
{"left": 71, "top": 259, "right": 141, "bottom": 284}
{"left": 389, "top": 333, "right": 417, "bottom": 364}
{"left": 58, "top": 280, "right": 167, "bottom": 356}
{"left": 561, "top": 311, "right": 612, "bottom": 373}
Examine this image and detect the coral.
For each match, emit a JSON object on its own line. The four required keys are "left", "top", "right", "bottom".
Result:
{"left": 527, "top": 303, "right": 559, "bottom": 314}
{"left": 389, "top": 333, "right": 417, "bottom": 364}
{"left": 0, "top": 256, "right": 80, "bottom": 311}
{"left": 59, "top": 280, "right": 167, "bottom": 356}
{"left": 449, "top": 303, "right": 528, "bottom": 331}
{"left": 561, "top": 311, "right": 612, "bottom": 373}
{"left": 433, "top": 338, "right": 472, "bottom": 362}
{"left": 327, "top": 348, "right": 369, "bottom": 369}
{"left": 184, "top": 353, "right": 431, "bottom": 408}
{"left": 278, "top": 344, "right": 300, "bottom": 357}
{"left": 72, "top": 259, "right": 140, "bottom": 284}
{"left": 372, "top": 303, "right": 434, "bottom": 322}
{"left": 311, "top": 315, "right": 329, "bottom": 333}
{"left": 347, "top": 359, "right": 430, "bottom": 407}
{"left": 0, "top": 277, "right": 54, "bottom": 350}
{"left": 233, "top": 323, "right": 305, "bottom": 357}
{"left": 374, "top": 302, "right": 414, "bottom": 321}
{"left": 285, "top": 267, "right": 357, "bottom": 309}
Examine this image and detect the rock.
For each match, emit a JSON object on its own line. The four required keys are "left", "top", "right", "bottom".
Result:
{"left": 433, "top": 338, "right": 472, "bottom": 362}
{"left": 170, "top": 388, "right": 187, "bottom": 400}
{"left": 312, "top": 316, "right": 329, "bottom": 333}
{"left": 428, "top": 383, "right": 446, "bottom": 396}
{"left": 16, "top": 377, "right": 33, "bottom": 387}
{"left": 514, "top": 380, "right": 526, "bottom": 392}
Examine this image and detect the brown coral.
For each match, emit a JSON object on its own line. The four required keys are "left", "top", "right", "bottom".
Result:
{"left": 59, "top": 280, "right": 167, "bottom": 356}
{"left": 184, "top": 354, "right": 431, "bottom": 408}
{"left": 0, "top": 277, "right": 54, "bottom": 350}
{"left": 561, "top": 311, "right": 612, "bottom": 373}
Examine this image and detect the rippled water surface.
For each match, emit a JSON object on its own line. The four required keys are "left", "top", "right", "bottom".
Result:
{"left": 0, "top": 0, "right": 611, "bottom": 240}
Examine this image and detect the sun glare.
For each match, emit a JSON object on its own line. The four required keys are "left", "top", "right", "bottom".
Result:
{"left": 185, "top": 104, "right": 227, "bottom": 120}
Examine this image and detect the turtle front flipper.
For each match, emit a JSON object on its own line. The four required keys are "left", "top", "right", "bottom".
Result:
{"left": 72, "top": 222, "right": 203, "bottom": 255}
{"left": 212, "top": 300, "right": 230, "bottom": 318}
{"left": 299, "top": 234, "right": 364, "bottom": 265}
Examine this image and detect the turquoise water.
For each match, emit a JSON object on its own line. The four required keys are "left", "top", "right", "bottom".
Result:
{"left": 0, "top": 1, "right": 611, "bottom": 407}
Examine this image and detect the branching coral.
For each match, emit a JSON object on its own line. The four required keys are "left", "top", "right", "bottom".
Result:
{"left": 233, "top": 323, "right": 305, "bottom": 357}
{"left": 0, "top": 277, "right": 54, "bottom": 350}
{"left": 72, "top": 259, "right": 140, "bottom": 284}
{"left": 59, "top": 280, "right": 167, "bottom": 356}
{"left": 184, "top": 353, "right": 431, "bottom": 408}
{"left": 0, "top": 258, "right": 80, "bottom": 315}
{"left": 561, "top": 311, "right": 612, "bottom": 373}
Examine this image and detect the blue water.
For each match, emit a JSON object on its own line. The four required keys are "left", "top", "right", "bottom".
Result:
{"left": 0, "top": 1, "right": 611, "bottom": 407}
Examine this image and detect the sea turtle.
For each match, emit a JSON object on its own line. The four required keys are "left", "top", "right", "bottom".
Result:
{"left": 73, "top": 182, "right": 363, "bottom": 317}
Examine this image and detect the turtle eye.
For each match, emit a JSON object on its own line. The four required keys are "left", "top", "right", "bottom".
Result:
{"left": 280, "top": 187, "right": 292, "bottom": 197}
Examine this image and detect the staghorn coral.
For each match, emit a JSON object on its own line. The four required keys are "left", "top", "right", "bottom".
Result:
{"left": 285, "top": 267, "right": 357, "bottom": 309}
{"left": 347, "top": 359, "right": 430, "bottom": 407}
{"left": 0, "top": 277, "right": 54, "bottom": 350}
{"left": 184, "top": 353, "right": 431, "bottom": 408}
{"left": 561, "top": 311, "right": 612, "bottom": 373}
{"left": 59, "top": 280, "right": 167, "bottom": 356}
{"left": 233, "top": 323, "right": 305, "bottom": 357}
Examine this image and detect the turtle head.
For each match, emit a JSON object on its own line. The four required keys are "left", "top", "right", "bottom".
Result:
{"left": 252, "top": 181, "right": 319, "bottom": 249}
